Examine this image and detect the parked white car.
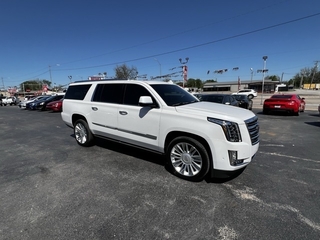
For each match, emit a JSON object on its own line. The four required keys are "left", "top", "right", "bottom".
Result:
{"left": 1, "top": 96, "right": 20, "bottom": 106}
{"left": 232, "top": 89, "right": 257, "bottom": 99}
{"left": 62, "top": 80, "right": 259, "bottom": 182}
{"left": 19, "top": 95, "right": 48, "bottom": 109}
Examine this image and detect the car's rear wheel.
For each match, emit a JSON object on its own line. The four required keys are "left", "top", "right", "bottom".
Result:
{"left": 166, "top": 136, "right": 210, "bottom": 182}
{"left": 248, "top": 94, "right": 254, "bottom": 99}
{"left": 74, "top": 119, "right": 94, "bottom": 147}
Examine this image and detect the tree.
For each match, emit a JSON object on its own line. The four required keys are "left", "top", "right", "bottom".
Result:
{"left": 186, "top": 78, "right": 203, "bottom": 89}
{"left": 19, "top": 79, "right": 51, "bottom": 91}
{"left": 291, "top": 67, "right": 319, "bottom": 88}
{"left": 114, "top": 64, "right": 138, "bottom": 80}
{"left": 265, "top": 75, "right": 280, "bottom": 81}
{"left": 203, "top": 79, "right": 217, "bottom": 83}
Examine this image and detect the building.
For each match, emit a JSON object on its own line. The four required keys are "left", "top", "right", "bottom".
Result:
{"left": 203, "top": 79, "right": 280, "bottom": 93}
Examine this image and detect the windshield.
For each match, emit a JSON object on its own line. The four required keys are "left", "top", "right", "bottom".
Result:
{"left": 200, "top": 95, "right": 224, "bottom": 103}
{"left": 271, "top": 95, "right": 293, "bottom": 99}
{"left": 234, "top": 95, "right": 247, "bottom": 100}
{"left": 150, "top": 84, "right": 199, "bottom": 106}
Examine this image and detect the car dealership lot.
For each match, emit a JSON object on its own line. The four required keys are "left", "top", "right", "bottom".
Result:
{"left": 0, "top": 107, "right": 320, "bottom": 240}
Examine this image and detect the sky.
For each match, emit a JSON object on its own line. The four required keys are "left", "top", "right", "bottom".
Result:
{"left": 0, "top": 0, "right": 319, "bottom": 88}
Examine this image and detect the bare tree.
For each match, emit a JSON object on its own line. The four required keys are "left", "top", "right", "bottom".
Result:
{"left": 114, "top": 64, "right": 138, "bottom": 80}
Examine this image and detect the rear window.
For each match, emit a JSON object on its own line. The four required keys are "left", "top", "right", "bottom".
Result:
{"left": 271, "top": 95, "right": 293, "bottom": 99}
{"left": 64, "top": 84, "right": 92, "bottom": 100}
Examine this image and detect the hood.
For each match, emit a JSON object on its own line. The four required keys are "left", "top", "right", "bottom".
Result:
{"left": 176, "top": 102, "right": 256, "bottom": 123}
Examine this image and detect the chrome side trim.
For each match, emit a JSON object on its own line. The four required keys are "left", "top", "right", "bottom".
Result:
{"left": 92, "top": 122, "right": 157, "bottom": 140}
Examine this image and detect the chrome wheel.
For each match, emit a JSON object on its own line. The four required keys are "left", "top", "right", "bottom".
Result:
{"left": 74, "top": 119, "right": 94, "bottom": 146}
{"left": 75, "top": 122, "right": 87, "bottom": 144}
{"left": 170, "top": 142, "right": 203, "bottom": 177}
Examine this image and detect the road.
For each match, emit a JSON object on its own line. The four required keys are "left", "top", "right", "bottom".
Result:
{"left": 0, "top": 106, "right": 319, "bottom": 240}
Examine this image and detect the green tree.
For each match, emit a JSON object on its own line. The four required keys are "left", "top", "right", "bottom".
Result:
{"left": 20, "top": 79, "right": 51, "bottom": 91}
{"left": 265, "top": 75, "right": 280, "bottom": 81}
{"left": 291, "top": 67, "right": 319, "bottom": 88}
{"left": 203, "top": 79, "right": 217, "bottom": 83}
{"left": 114, "top": 64, "right": 138, "bottom": 80}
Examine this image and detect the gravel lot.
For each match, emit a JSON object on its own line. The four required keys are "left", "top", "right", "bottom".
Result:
{"left": 0, "top": 105, "right": 319, "bottom": 240}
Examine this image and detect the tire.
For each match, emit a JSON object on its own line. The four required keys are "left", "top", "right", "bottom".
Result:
{"left": 294, "top": 110, "right": 300, "bottom": 116}
{"left": 166, "top": 136, "right": 210, "bottom": 182}
{"left": 248, "top": 94, "right": 253, "bottom": 99}
{"left": 263, "top": 108, "right": 268, "bottom": 114}
{"left": 74, "top": 119, "right": 94, "bottom": 147}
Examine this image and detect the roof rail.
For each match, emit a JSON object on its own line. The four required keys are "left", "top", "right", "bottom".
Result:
{"left": 73, "top": 78, "right": 125, "bottom": 83}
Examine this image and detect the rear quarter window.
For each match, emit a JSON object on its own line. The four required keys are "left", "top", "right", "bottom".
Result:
{"left": 64, "top": 84, "right": 92, "bottom": 100}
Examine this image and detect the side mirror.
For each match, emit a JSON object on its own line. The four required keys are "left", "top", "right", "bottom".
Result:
{"left": 139, "top": 96, "right": 155, "bottom": 107}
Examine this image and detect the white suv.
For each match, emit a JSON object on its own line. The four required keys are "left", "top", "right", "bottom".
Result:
{"left": 232, "top": 89, "right": 257, "bottom": 99}
{"left": 61, "top": 80, "right": 259, "bottom": 181}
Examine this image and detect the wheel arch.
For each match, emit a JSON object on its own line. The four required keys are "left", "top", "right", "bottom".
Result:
{"left": 72, "top": 114, "right": 88, "bottom": 126}
{"left": 164, "top": 131, "right": 213, "bottom": 166}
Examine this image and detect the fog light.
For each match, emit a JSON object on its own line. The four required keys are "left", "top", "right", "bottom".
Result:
{"left": 228, "top": 150, "right": 244, "bottom": 166}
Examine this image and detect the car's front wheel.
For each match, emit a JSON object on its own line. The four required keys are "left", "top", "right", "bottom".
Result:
{"left": 166, "top": 136, "right": 210, "bottom": 182}
{"left": 74, "top": 119, "right": 94, "bottom": 147}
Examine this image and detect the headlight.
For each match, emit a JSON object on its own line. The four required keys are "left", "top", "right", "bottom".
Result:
{"left": 207, "top": 117, "right": 242, "bottom": 142}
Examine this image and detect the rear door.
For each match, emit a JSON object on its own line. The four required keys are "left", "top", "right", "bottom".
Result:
{"left": 89, "top": 83, "right": 124, "bottom": 138}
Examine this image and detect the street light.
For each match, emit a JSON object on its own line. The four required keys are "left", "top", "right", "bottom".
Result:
{"left": 154, "top": 58, "right": 162, "bottom": 80}
{"left": 250, "top": 68, "right": 254, "bottom": 83}
{"left": 179, "top": 57, "right": 189, "bottom": 87}
{"left": 68, "top": 75, "right": 72, "bottom": 83}
{"left": 260, "top": 56, "right": 268, "bottom": 105}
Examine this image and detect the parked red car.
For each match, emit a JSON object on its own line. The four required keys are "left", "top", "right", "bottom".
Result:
{"left": 263, "top": 94, "right": 305, "bottom": 115}
{"left": 46, "top": 99, "right": 63, "bottom": 112}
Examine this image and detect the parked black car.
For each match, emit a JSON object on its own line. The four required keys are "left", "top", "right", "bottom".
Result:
{"left": 234, "top": 95, "right": 253, "bottom": 110}
{"left": 30, "top": 95, "right": 64, "bottom": 111}
{"left": 26, "top": 95, "right": 51, "bottom": 109}
{"left": 200, "top": 94, "right": 239, "bottom": 107}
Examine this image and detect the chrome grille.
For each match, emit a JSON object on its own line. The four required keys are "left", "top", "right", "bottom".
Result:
{"left": 245, "top": 116, "right": 259, "bottom": 145}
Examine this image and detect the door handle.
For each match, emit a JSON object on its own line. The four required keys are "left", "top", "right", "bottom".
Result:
{"left": 119, "top": 111, "right": 128, "bottom": 115}
{"left": 92, "top": 107, "right": 98, "bottom": 111}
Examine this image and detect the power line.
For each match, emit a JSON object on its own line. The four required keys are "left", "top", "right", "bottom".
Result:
{"left": 58, "top": 0, "right": 290, "bottom": 66}
{"left": 55, "top": 12, "right": 320, "bottom": 72}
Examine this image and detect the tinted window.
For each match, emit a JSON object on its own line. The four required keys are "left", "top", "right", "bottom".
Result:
{"left": 271, "top": 95, "right": 293, "bottom": 99}
{"left": 201, "top": 95, "right": 224, "bottom": 103}
{"left": 65, "top": 84, "right": 91, "bottom": 100}
{"left": 123, "top": 84, "right": 153, "bottom": 106}
{"left": 92, "top": 84, "right": 124, "bottom": 104}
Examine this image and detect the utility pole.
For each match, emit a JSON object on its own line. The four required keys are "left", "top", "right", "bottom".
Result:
{"left": 280, "top": 72, "right": 284, "bottom": 83}
{"left": 299, "top": 72, "right": 305, "bottom": 89}
{"left": 258, "top": 56, "right": 268, "bottom": 105}
{"left": 49, "top": 65, "right": 52, "bottom": 82}
{"left": 179, "top": 57, "right": 189, "bottom": 88}
{"left": 1, "top": 77, "right": 4, "bottom": 90}
{"left": 309, "top": 61, "right": 319, "bottom": 89}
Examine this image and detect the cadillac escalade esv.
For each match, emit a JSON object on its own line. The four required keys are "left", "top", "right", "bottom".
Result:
{"left": 61, "top": 80, "right": 259, "bottom": 181}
